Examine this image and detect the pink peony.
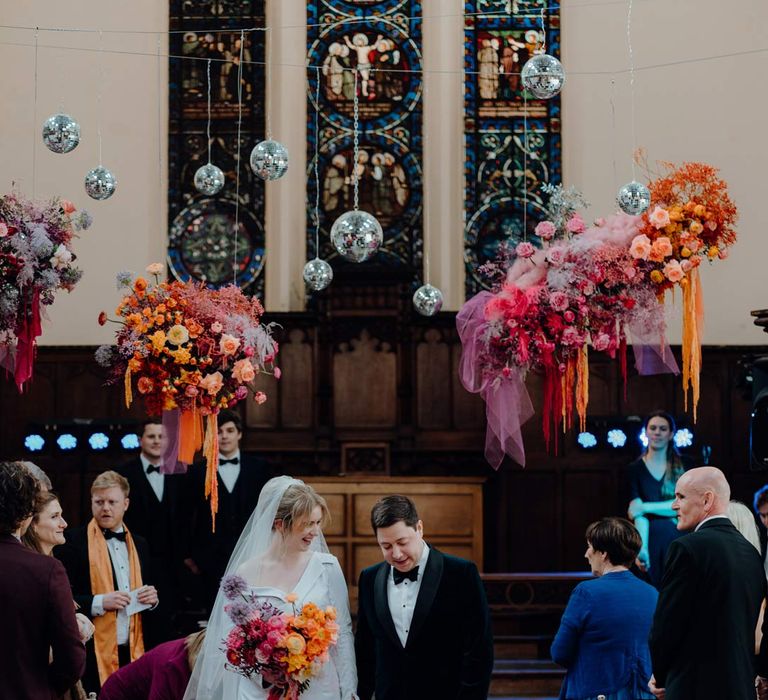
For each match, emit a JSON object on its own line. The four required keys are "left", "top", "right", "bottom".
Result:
{"left": 563, "top": 310, "right": 575, "bottom": 323}
{"left": 663, "top": 259, "right": 685, "bottom": 283}
{"left": 593, "top": 333, "right": 611, "bottom": 352}
{"left": 545, "top": 246, "right": 566, "bottom": 267}
{"left": 515, "top": 241, "right": 536, "bottom": 259}
{"left": 565, "top": 214, "right": 586, "bottom": 234}
{"left": 650, "top": 237, "right": 673, "bottom": 261}
{"left": 648, "top": 206, "right": 671, "bottom": 229}
{"left": 534, "top": 220, "right": 556, "bottom": 240}
{"left": 629, "top": 234, "right": 652, "bottom": 260}
{"left": 549, "top": 291, "right": 569, "bottom": 312}
{"left": 561, "top": 327, "right": 581, "bottom": 346}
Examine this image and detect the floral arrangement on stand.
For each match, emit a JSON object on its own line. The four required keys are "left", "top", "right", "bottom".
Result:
{"left": 459, "top": 162, "right": 737, "bottom": 469}
{"left": 0, "top": 192, "right": 92, "bottom": 390}
{"left": 97, "top": 265, "right": 279, "bottom": 523}
{"left": 221, "top": 574, "right": 339, "bottom": 699}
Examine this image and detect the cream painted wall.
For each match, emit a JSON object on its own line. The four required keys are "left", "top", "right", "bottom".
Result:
{"left": 0, "top": 1, "right": 766, "bottom": 344}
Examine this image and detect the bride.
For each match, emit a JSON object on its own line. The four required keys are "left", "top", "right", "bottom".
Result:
{"left": 185, "top": 476, "right": 358, "bottom": 699}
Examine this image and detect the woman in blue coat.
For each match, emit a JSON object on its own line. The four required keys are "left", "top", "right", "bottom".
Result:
{"left": 551, "top": 518, "right": 657, "bottom": 700}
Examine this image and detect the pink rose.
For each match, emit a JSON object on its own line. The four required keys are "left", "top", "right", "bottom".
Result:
{"left": 235, "top": 385, "right": 248, "bottom": 400}
{"left": 578, "top": 279, "right": 595, "bottom": 296}
{"left": 0, "top": 223, "right": 8, "bottom": 238}
{"left": 210, "top": 321, "right": 223, "bottom": 334}
{"left": 663, "top": 259, "right": 685, "bottom": 283}
{"left": 565, "top": 214, "right": 585, "bottom": 234}
{"left": 623, "top": 266, "right": 637, "bottom": 280}
{"left": 549, "top": 291, "right": 569, "bottom": 312}
{"left": 232, "top": 358, "right": 256, "bottom": 383}
{"left": 545, "top": 246, "right": 566, "bottom": 267}
{"left": 254, "top": 391, "right": 267, "bottom": 405}
{"left": 706, "top": 220, "right": 718, "bottom": 231}
{"left": 515, "top": 241, "right": 536, "bottom": 259}
{"left": 273, "top": 367, "right": 282, "bottom": 380}
{"left": 648, "top": 206, "right": 671, "bottom": 229}
{"left": 629, "top": 234, "right": 652, "bottom": 260}
{"left": 502, "top": 366, "right": 512, "bottom": 379}
{"left": 534, "top": 220, "right": 556, "bottom": 240}
{"left": 244, "top": 346, "right": 255, "bottom": 357}
{"left": 718, "top": 248, "right": 729, "bottom": 260}
{"left": 650, "top": 236, "right": 673, "bottom": 261}
{"left": 199, "top": 371, "right": 224, "bottom": 396}
{"left": 561, "top": 327, "right": 581, "bottom": 346}
{"left": 593, "top": 333, "right": 611, "bottom": 352}
{"left": 219, "top": 334, "right": 241, "bottom": 356}
{"left": 185, "top": 385, "right": 199, "bottom": 398}
{"left": 267, "top": 630, "right": 283, "bottom": 646}
{"left": 563, "top": 310, "right": 575, "bottom": 323}
{"left": 680, "top": 259, "right": 693, "bottom": 272}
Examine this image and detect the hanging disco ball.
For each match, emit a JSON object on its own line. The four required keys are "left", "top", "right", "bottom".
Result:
{"left": 194, "top": 163, "right": 225, "bottom": 195}
{"left": 303, "top": 258, "right": 333, "bottom": 291}
{"left": 84, "top": 166, "right": 117, "bottom": 200}
{"left": 617, "top": 181, "right": 651, "bottom": 215}
{"left": 42, "top": 113, "right": 81, "bottom": 154}
{"left": 413, "top": 284, "right": 444, "bottom": 317}
{"left": 250, "top": 139, "right": 289, "bottom": 181}
{"left": 330, "top": 210, "right": 383, "bottom": 263}
{"left": 521, "top": 54, "right": 565, "bottom": 99}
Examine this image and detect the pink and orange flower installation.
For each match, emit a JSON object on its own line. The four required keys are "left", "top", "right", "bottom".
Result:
{"left": 96, "top": 266, "right": 279, "bottom": 522}
{"left": 0, "top": 192, "right": 92, "bottom": 390}
{"left": 221, "top": 575, "right": 339, "bottom": 699}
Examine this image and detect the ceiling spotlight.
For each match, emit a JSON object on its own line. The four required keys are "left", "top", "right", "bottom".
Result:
{"left": 577, "top": 431, "right": 598, "bottom": 449}
{"left": 24, "top": 434, "right": 45, "bottom": 452}
{"left": 57, "top": 433, "right": 78, "bottom": 450}
{"left": 121, "top": 433, "right": 141, "bottom": 450}
{"left": 88, "top": 432, "right": 110, "bottom": 450}
{"left": 674, "top": 428, "right": 694, "bottom": 448}
{"left": 638, "top": 428, "right": 648, "bottom": 449}
{"left": 607, "top": 429, "right": 628, "bottom": 448}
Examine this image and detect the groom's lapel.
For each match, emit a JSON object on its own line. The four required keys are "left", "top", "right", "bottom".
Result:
{"left": 406, "top": 546, "right": 443, "bottom": 648}
{"left": 373, "top": 562, "right": 401, "bottom": 648}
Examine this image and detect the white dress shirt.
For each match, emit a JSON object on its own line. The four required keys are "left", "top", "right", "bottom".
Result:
{"left": 218, "top": 451, "right": 241, "bottom": 494}
{"left": 140, "top": 454, "right": 164, "bottom": 502}
{"left": 387, "top": 543, "right": 431, "bottom": 647}
{"left": 91, "top": 527, "right": 131, "bottom": 645}
{"left": 694, "top": 514, "right": 730, "bottom": 531}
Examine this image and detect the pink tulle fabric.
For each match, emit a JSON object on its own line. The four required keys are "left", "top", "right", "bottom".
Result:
{"left": 457, "top": 292, "right": 534, "bottom": 468}
{"left": 161, "top": 409, "right": 187, "bottom": 475}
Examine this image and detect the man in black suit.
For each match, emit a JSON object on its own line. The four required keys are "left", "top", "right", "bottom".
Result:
{"left": 649, "top": 466, "right": 765, "bottom": 700}
{"left": 355, "top": 494, "right": 493, "bottom": 700}
{"left": 183, "top": 409, "right": 270, "bottom": 612}
{"left": 55, "top": 470, "right": 158, "bottom": 694}
{"left": 0, "top": 461, "right": 85, "bottom": 700}
{"left": 117, "top": 417, "right": 186, "bottom": 642}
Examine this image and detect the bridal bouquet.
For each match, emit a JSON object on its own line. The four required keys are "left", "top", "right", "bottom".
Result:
{"left": 221, "top": 575, "right": 339, "bottom": 699}
{"left": 96, "top": 266, "right": 279, "bottom": 522}
{"left": 0, "top": 192, "right": 92, "bottom": 390}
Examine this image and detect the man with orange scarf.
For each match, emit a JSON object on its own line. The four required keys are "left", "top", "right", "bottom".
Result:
{"left": 56, "top": 470, "right": 159, "bottom": 693}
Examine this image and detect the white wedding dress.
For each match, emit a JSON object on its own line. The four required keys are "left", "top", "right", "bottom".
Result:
{"left": 222, "top": 551, "right": 358, "bottom": 700}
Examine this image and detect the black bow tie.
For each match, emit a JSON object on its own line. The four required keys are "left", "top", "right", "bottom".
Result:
{"left": 393, "top": 566, "right": 419, "bottom": 585}
{"left": 220, "top": 457, "right": 239, "bottom": 465}
{"left": 145, "top": 464, "right": 160, "bottom": 474}
{"left": 103, "top": 530, "right": 126, "bottom": 542}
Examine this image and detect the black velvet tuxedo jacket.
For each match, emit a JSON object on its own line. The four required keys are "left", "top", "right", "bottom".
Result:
{"left": 355, "top": 546, "right": 494, "bottom": 700}
{"left": 186, "top": 452, "right": 270, "bottom": 576}
{"left": 649, "top": 518, "right": 765, "bottom": 700}
{"left": 0, "top": 534, "right": 85, "bottom": 700}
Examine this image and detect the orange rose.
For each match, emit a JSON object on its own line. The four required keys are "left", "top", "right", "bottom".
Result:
{"left": 137, "top": 377, "right": 154, "bottom": 394}
{"left": 133, "top": 277, "right": 148, "bottom": 292}
{"left": 61, "top": 199, "right": 76, "bottom": 215}
{"left": 219, "top": 334, "right": 241, "bottom": 356}
{"left": 199, "top": 371, "right": 224, "bottom": 396}
{"left": 185, "top": 319, "right": 204, "bottom": 338}
{"left": 284, "top": 634, "right": 306, "bottom": 655}
{"left": 232, "top": 358, "right": 256, "bottom": 383}
{"left": 688, "top": 220, "right": 704, "bottom": 235}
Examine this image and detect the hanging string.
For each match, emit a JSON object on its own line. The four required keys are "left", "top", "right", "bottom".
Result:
{"left": 206, "top": 59, "right": 213, "bottom": 164}
{"left": 422, "top": 76, "right": 429, "bottom": 285}
{"left": 352, "top": 68, "right": 359, "bottom": 212}
{"left": 626, "top": 0, "right": 638, "bottom": 180}
{"left": 312, "top": 66, "right": 321, "bottom": 260}
{"left": 609, "top": 75, "right": 618, "bottom": 189}
{"left": 232, "top": 29, "right": 244, "bottom": 286}
{"left": 157, "top": 35, "right": 164, "bottom": 249}
{"left": 96, "top": 29, "right": 104, "bottom": 166}
{"left": 265, "top": 26, "right": 273, "bottom": 140}
{"left": 539, "top": 6, "right": 547, "bottom": 54}
{"left": 31, "top": 27, "right": 39, "bottom": 197}
{"left": 522, "top": 90, "right": 528, "bottom": 240}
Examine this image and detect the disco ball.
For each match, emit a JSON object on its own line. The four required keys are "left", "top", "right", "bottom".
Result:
{"left": 194, "top": 163, "right": 225, "bottom": 195}
{"left": 249, "top": 139, "right": 289, "bottom": 181}
{"left": 412, "top": 284, "right": 444, "bottom": 316}
{"left": 617, "top": 180, "right": 651, "bottom": 215}
{"left": 84, "top": 166, "right": 117, "bottom": 200}
{"left": 521, "top": 54, "right": 565, "bottom": 99}
{"left": 42, "top": 113, "right": 80, "bottom": 154}
{"left": 303, "top": 258, "right": 333, "bottom": 291}
{"left": 330, "top": 210, "right": 383, "bottom": 263}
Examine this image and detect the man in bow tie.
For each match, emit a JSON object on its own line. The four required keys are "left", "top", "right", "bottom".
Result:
{"left": 55, "top": 471, "right": 158, "bottom": 694}
{"left": 184, "top": 409, "right": 271, "bottom": 612}
{"left": 117, "top": 418, "right": 186, "bottom": 644}
{"left": 355, "top": 495, "right": 493, "bottom": 699}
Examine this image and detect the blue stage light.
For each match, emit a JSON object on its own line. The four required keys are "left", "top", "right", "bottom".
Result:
{"left": 674, "top": 428, "right": 694, "bottom": 448}
{"left": 577, "top": 431, "right": 598, "bottom": 448}
{"left": 607, "top": 429, "right": 627, "bottom": 448}
{"left": 24, "top": 434, "right": 45, "bottom": 452}
{"left": 57, "top": 433, "right": 78, "bottom": 450}
{"left": 88, "top": 432, "right": 110, "bottom": 450}
{"left": 121, "top": 433, "right": 140, "bottom": 450}
{"left": 638, "top": 428, "right": 648, "bottom": 448}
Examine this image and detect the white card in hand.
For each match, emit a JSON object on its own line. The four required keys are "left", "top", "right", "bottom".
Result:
{"left": 124, "top": 588, "right": 153, "bottom": 616}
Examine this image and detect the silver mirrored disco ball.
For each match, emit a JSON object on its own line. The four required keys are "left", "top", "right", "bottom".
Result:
{"left": 249, "top": 139, "right": 289, "bottom": 181}
{"left": 84, "top": 166, "right": 117, "bottom": 200}
{"left": 330, "top": 210, "right": 383, "bottom": 263}
{"left": 617, "top": 180, "right": 651, "bottom": 215}
{"left": 303, "top": 258, "right": 333, "bottom": 291}
{"left": 412, "top": 284, "right": 444, "bottom": 316}
{"left": 521, "top": 54, "right": 565, "bottom": 99}
{"left": 194, "top": 163, "right": 225, "bottom": 195}
{"left": 42, "top": 113, "right": 81, "bottom": 154}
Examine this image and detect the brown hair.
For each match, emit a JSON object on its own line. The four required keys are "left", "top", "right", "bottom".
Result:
{"left": 184, "top": 629, "right": 206, "bottom": 670}
{"left": 585, "top": 517, "right": 642, "bottom": 568}
{"left": 21, "top": 491, "right": 61, "bottom": 555}
{"left": 274, "top": 483, "right": 330, "bottom": 532}
{"left": 642, "top": 410, "right": 684, "bottom": 498}
{"left": 0, "top": 461, "right": 38, "bottom": 534}
{"left": 91, "top": 470, "right": 130, "bottom": 497}
{"left": 370, "top": 495, "right": 420, "bottom": 531}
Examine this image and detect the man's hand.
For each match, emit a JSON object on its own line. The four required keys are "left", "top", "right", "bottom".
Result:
{"left": 75, "top": 612, "right": 95, "bottom": 643}
{"left": 756, "top": 675, "right": 768, "bottom": 700}
{"left": 137, "top": 585, "right": 159, "bottom": 607}
{"left": 648, "top": 674, "right": 665, "bottom": 699}
{"left": 184, "top": 557, "right": 201, "bottom": 575}
{"left": 636, "top": 547, "right": 651, "bottom": 572}
{"left": 102, "top": 591, "right": 131, "bottom": 611}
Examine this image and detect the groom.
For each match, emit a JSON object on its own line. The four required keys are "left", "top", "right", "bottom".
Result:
{"left": 355, "top": 495, "right": 493, "bottom": 699}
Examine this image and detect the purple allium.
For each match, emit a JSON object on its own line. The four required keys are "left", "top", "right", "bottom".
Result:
{"left": 221, "top": 573, "right": 248, "bottom": 600}
{"left": 225, "top": 600, "right": 252, "bottom": 626}
{"left": 94, "top": 344, "right": 114, "bottom": 368}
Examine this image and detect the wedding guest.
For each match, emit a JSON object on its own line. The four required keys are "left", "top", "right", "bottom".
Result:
{"left": 649, "top": 467, "right": 765, "bottom": 700}
{"left": 55, "top": 470, "right": 159, "bottom": 694}
{"left": 20, "top": 460, "right": 53, "bottom": 491}
{"left": 551, "top": 517, "right": 657, "bottom": 700}
{"left": 0, "top": 461, "right": 85, "bottom": 699}
{"left": 627, "top": 411, "right": 692, "bottom": 587}
{"left": 355, "top": 495, "right": 493, "bottom": 700}
{"left": 99, "top": 629, "right": 205, "bottom": 700}
{"left": 754, "top": 484, "right": 768, "bottom": 578}
{"left": 118, "top": 418, "right": 186, "bottom": 643}
{"left": 184, "top": 409, "right": 271, "bottom": 611}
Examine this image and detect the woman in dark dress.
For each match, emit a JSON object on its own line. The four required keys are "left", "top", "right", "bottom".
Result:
{"left": 627, "top": 411, "right": 686, "bottom": 588}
